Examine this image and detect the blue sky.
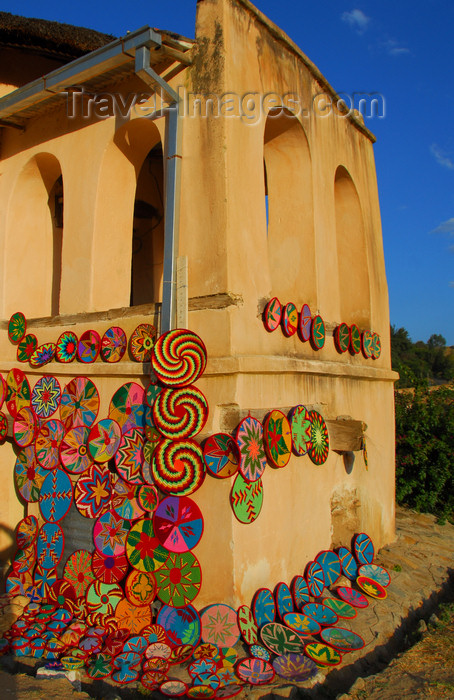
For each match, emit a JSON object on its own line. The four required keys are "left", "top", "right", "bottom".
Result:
{"left": 3, "top": 1, "right": 453, "bottom": 344}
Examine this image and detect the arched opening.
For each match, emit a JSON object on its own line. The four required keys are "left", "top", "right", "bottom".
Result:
{"left": 334, "top": 166, "right": 371, "bottom": 324}
{"left": 263, "top": 109, "right": 315, "bottom": 302}
{"left": 4, "top": 153, "right": 63, "bottom": 318}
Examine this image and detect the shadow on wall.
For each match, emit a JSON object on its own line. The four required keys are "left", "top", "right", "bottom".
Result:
{"left": 0, "top": 522, "right": 17, "bottom": 593}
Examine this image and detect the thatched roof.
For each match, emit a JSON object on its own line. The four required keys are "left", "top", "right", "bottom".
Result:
{"left": 0, "top": 11, "right": 116, "bottom": 61}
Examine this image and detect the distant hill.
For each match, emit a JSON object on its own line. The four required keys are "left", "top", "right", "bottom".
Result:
{"left": 391, "top": 326, "right": 454, "bottom": 388}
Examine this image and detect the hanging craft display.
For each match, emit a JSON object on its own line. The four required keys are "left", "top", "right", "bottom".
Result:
{"left": 16, "top": 515, "right": 39, "bottom": 549}
{"left": 75, "top": 463, "right": 111, "bottom": 519}
{"left": 114, "top": 428, "right": 145, "bottom": 483}
{"left": 291, "top": 576, "right": 310, "bottom": 610}
{"left": 230, "top": 473, "right": 263, "bottom": 524}
{"left": 252, "top": 588, "right": 276, "bottom": 628}
{"left": 350, "top": 324, "right": 361, "bottom": 354}
{"left": 152, "top": 385, "right": 208, "bottom": 440}
{"left": 60, "top": 376, "right": 99, "bottom": 430}
{"left": 305, "top": 561, "right": 325, "bottom": 597}
{"left": 14, "top": 447, "right": 46, "bottom": 502}
{"left": 152, "top": 438, "right": 206, "bottom": 496}
{"left": 88, "top": 418, "right": 122, "bottom": 463}
{"left": 125, "top": 570, "right": 157, "bottom": 607}
{"left": 334, "top": 323, "right": 351, "bottom": 353}
{"left": 111, "top": 478, "right": 146, "bottom": 521}
{"left": 336, "top": 586, "right": 369, "bottom": 608}
{"left": 308, "top": 410, "right": 330, "bottom": 465}
{"left": 129, "top": 324, "right": 157, "bottom": 363}
{"left": 31, "top": 375, "right": 61, "bottom": 419}
{"left": 272, "top": 653, "right": 318, "bottom": 682}
{"left": 237, "top": 604, "right": 258, "bottom": 645}
{"left": 157, "top": 603, "right": 201, "bottom": 647}
{"left": 101, "top": 326, "right": 127, "bottom": 363}
{"left": 320, "top": 626, "right": 365, "bottom": 652}
{"left": 153, "top": 495, "right": 204, "bottom": 553}
{"left": 274, "top": 582, "right": 294, "bottom": 620}
{"left": 13, "top": 406, "right": 36, "bottom": 447}
{"left": 126, "top": 517, "right": 168, "bottom": 572}
{"left": 358, "top": 563, "right": 390, "bottom": 587}
{"left": 77, "top": 330, "right": 101, "bottom": 363}
{"left": 321, "top": 597, "right": 357, "bottom": 619}
{"left": 236, "top": 658, "right": 275, "bottom": 685}
{"left": 54, "top": 331, "right": 78, "bottom": 364}
{"left": 202, "top": 433, "right": 239, "bottom": 478}
{"left": 63, "top": 549, "right": 95, "bottom": 597}
{"left": 336, "top": 546, "right": 358, "bottom": 580}
{"left": 36, "top": 523, "right": 64, "bottom": 570}
{"left": 109, "top": 382, "right": 146, "bottom": 434}
{"left": 304, "top": 642, "right": 342, "bottom": 666}
{"left": 315, "top": 550, "right": 342, "bottom": 587}
{"left": 372, "top": 332, "right": 381, "bottom": 359}
{"left": 310, "top": 314, "right": 325, "bottom": 349}
{"left": 39, "top": 469, "right": 73, "bottom": 523}
{"left": 60, "top": 425, "right": 92, "bottom": 474}
{"left": 151, "top": 329, "right": 207, "bottom": 387}
{"left": 353, "top": 532, "right": 375, "bottom": 565}
{"left": 260, "top": 622, "right": 305, "bottom": 655}
{"left": 17, "top": 334, "right": 38, "bottom": 362}
{"left": 6, "top": 368, "right": 31, "bottom": 418}
{"left": 92, "top": 551, "right": 129, "bottom": 584}
{"left": 263, "top": 410, "right": 292, "bottom": 468}
{"left": 85, "top": 581, "right": 123, "bottom": 615}
{"left": 8, "top": 312, "right": 26, "bottom": 343}
{"left": 155, "top": 551, "right": 202, "bottom": 607}
{"left": 94, "top": 510, "right": 130, "bottom": 557}
{"left": 263, "top": 297, "right": 282, "bottom": 332}
{"left": 356, "top": 575, "right": 387, "bottom": 599}
{"left": 29, "top": 343, "right": 56, "bottom": 368}
{"left": 289, "top": 405, "right": 312, "bottom": 456}
{"left": 281, "top": 303, "right": 298, "bottom": 337}
{"left": 35, "top": 419, "right": 65, "bottom": 470}
{"left": 200, "top": 604, "right": 240, "bottom": 647}
{"left": 282, "top": 612, "right": 321, "bottom": 635}
{"left": 236, "top": 416, "right": 266, "bottom": 482}
{"left": 302, "top": 602, "right": 338, "bottom": 626}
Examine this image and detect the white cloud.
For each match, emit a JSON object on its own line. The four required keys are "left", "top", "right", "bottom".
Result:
{"left": 342, "top": 9, "right": 370, "bottom": 34}
{"left": 381, "top": 38, "right": 410, "bottom": 56}
{"left": 430, "top": 217, "right": 454, "bottom": 235}
{"left": 430, "top": 144, "right": 454, "bottom": 170}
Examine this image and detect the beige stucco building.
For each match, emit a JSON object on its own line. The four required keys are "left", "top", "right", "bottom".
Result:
{"left": 0, "top": 0, "right": 397, "bottom": 607}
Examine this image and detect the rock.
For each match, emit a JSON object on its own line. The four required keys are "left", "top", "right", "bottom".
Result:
{"left": 336, "top": 694, "right": 352, "bottom": 700}
{"left": 417, "top": 619, "right": 427, "bottom": 634}
{"left": 350, "top": 677, "right": 366, "bottom": 692}
{"left": 36, "top": 667, "right": 82, "bottom": 692}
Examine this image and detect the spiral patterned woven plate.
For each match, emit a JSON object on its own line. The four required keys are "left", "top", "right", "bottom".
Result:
{"left": 60, "top": 377, "right": 99, "bottom": 430}
{"left": 101, "top": 326, "right": 127, "bottom": 363}
{"left": 289, "top": 405, "right": 312, "bottom": 456}
{"left": 14, "top": 446, "right": 46, "bottom": 502}
{"left": 29, "top": 343, "right": 56, "bottom": 368}
{"left": 308, "top": 411, "right": 329, "bottom": 465}
{"left": 17, "top": 334, "right": 38, "bottom": 362}
{"left": 8, "top": 312, "right": 26, "bottom": 343}
{"left": 153, "top": 385, "right": 208, "bottom": 439}
{"left": 6, "top": 368, "right": 31, "bottom": 418}
{"left": 153, "top": 495, "right": 204, "bottom": 553}
{"left": 88, "top": 419, "right": 122, "bottom": 463}
{"left": 109, "top": 382, "right": 146, "bottom": 434}
{"left": 13, "top": 406, "right": 36, "bottom": 447}
{"left": 263, "top": 297, "right": 282, "bottom": 332}
{"left": 85, "top": 581, "right": 123, "bottom": 615}
{"left": 236, "top": 416, "right": 266, "bottom": 483}
{"left": 151, "top": 329, "right": 207, "bottom": 387}
{"left": 126, "top": 517, "right": 168, "bottom": 573}
{"left": 35, "top": 419, "right": 65, "bottom": 470}
{"left": 60, "top": 425, "right": 92, "bottom": 474}
{"left": 202, "top": 433, "right": 239, "bottom": 478}
{"left": 31, "top": 375, "right": 61, "bottom": 418}
{"left": 55, "top": 331, "right": 78, "bottom": 363}
{"left": 77, "top": 330, "right": 101, "bottom": 363}
{"left": 152, "top": 438, "right": 206, "bottom": 496}
{"left": 75, "top": 463, "right": 112, "bottom": 519}
{"left": 155, "top": 551, "right": 202, "bottom": 607}
{"left": 263, "top": 410, "right": 292, "bottom": 468}
{"left": 129, "top": 324, "right": 157, "bottom": 362}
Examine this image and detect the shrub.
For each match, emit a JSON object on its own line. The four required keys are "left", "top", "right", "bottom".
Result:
{"left": 395, "top": 385, "right": 454, "bottom": 522}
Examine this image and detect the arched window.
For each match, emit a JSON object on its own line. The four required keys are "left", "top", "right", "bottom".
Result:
{"left": 334, "top": 166, "right": 371, "bottom": 325}
{"left": 263, "top": 109, "right": 315, "bottom": 302}
{"left": 4, "top": 153, "right": 63, "bottom": 317}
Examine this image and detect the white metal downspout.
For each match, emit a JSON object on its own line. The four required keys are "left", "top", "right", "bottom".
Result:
{"left": 135, "top": 46, "right": 183, "bottom": 334}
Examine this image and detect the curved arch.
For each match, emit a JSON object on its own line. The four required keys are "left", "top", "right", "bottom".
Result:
{"left": 4, "top": 152, "right": 63, "bottom": 317}
{"left": 334, "top": 165, "right": 371, "bottom": 324}
{"left": 91, "top": 118, "right": 164, "bottom": 310}
{"left": 263, "top": 108, "right": 316, "bottom": 302}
